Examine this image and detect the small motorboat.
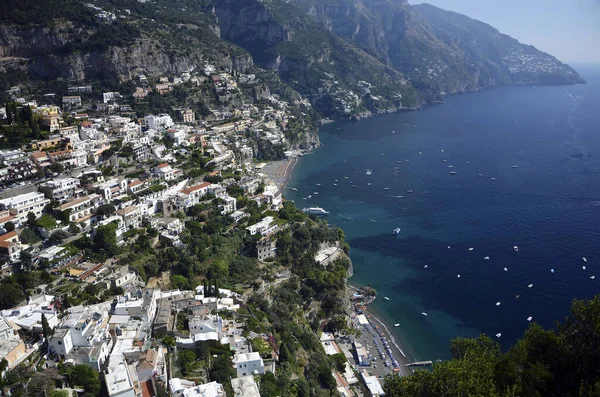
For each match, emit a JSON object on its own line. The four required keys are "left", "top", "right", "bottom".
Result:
{"left": 384, "top": 297, "right": 390, "bottom": 301}
{"left": 393, "top": 227, "right": 401, "bottom": 235}
{"left": 582, "top": 257, "right": 588, "bottom": 263}
{"left": 513, "top": 246, "right": 519, "bottom": 252}
{"left": 394, "top": 323, "right": 400, "bottom": 327}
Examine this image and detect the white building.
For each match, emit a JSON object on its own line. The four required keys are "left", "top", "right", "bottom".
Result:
{"left": 145, "top": 114, "right": 174, "bottom": 130}
{"left": 219, "top": 196, "right": 237, "bottom": 215}
{"left": 170, "top": 379, "right": 225, "bottom": 397}
{"left": 189, "top": 316, "right": 223, "bottom": 340}
{"left": 177, "top": 182, "right": 211, "bottom": 208}
{"left": 246, "top": 216, "right": 277, "bottom": 237}
{"left": 59, "top": 194, "right": 100, "bottom": 224}
{"left": 105, "top": 356, "right": 137, "bottom": 397}
{"left": 165, "top": 128, "right": 187, "bottom": 146}
{"left": 0, "top": 192, "right": 50, "bottom": 223}
{"left": 103, "top": 92, "right": 121, "bottom": 104}
{"left": 48, "top": 328, "right": 74, "bottom": 359}
{"left": 231, "top": 376, "right": 260, "bottom": 397}
{"left": 152, "top": 163, "right": 178, "bottom": 181}
{"left": 232, "top": 352, "right": 264, "bottom": 377}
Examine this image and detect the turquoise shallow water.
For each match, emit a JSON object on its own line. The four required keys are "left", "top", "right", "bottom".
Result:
{"left": 286, "top": 66, "right": 600, "bottom": 361}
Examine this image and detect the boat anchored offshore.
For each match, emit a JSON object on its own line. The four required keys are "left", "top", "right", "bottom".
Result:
{"left": 514, "top": 246, "right": 519, "bottom": 252}
{"left": 393, "top": 227, "right": 401, "bottom": 235}
{"left": 302, "top": 207, "right": 329, "bottom": 216}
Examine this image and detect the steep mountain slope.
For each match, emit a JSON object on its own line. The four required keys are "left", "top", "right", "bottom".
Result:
{"left": 0, "top": 0, "right": 254, "bottom": 82}
{"left": 210, "top": 0, "right": 423, "bottom": 117}
{"left": 292, "top": 0, "right": 584, "bottom": 101}
{"left": 0, "top": 0, "right": 423, "bottom": 119}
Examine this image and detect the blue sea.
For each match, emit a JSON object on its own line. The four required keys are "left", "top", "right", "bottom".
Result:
{"left": 286, "top": 65, "right": 600, "bottom": 362}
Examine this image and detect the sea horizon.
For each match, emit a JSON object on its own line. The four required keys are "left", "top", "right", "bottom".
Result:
{"left": 286, "top": 64, "right": 600, "bottom": 362}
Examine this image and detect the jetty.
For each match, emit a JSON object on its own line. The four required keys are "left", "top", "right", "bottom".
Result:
{"left": 405, "top": 360, "right": 433, "bottom": 367}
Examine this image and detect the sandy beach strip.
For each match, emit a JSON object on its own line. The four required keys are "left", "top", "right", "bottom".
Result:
{"left": 348, "top": 284, "right": 416, "bottom": 377}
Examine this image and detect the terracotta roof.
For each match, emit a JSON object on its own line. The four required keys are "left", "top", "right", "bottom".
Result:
{"left": 0, "top": 231, "right": 18, "bottom": 242}
{"left": 31, "top": 151, "right": 48, "bottom": 158}
{"left": 117, "top": 205, "right": 138, "bottom": 215}
{"left": 60, "top": 196, "right": 92, "bottom": 210}
{"left": 0, "top": 214, "right": 17, "bottom": 224}
{"left": 141, "top": 380, "right": 153, "bottom": 397}
{"left": 128, "top": 180, "right": 144, "bottom": 188}
{"left": 182, "top": 182, "right": 211, "bottom": 195}
{"left": 0, "top": 240, "right": 14, "bottom": 248}
{"left": 156, "top": 163, "right": 170, "bottom": 169}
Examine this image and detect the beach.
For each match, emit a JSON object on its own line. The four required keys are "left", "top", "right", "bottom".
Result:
{"left": 260, "top": 157, "right": 298, "bottom": 194}
{"left": 348, "top": 285, "right": 418, "bottom": 379}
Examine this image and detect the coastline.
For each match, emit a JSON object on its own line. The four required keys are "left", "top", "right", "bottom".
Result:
{"left": 347, "top": 283, "right": 417, "bottom": 378}
{"left": 278, "top": 124, "right": 422, "bottom": 380}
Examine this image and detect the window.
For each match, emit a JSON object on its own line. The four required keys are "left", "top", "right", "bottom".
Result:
{"left": 58, "top": 341, "right": 62, "bottom": 345}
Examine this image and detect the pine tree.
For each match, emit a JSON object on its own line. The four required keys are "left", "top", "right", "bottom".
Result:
{"left": 5, "top": 102, "right": 13, "bottom": 124}
{"left": 42, "top": 313, "right": 53, "bottom": 340}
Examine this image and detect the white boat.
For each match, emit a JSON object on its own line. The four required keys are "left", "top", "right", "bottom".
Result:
{"left": 583, "top": 266, "right": 587, "bottom": 270}
{"left": 289, "top": 187, "right": 298, "bottom": 191}
{"left": 449, "top": 171, "right": 457, "bottom": 175}
{"left": 421, "top": 312, "right": 428, "bottom": 316}
{"left": 383, "top": 187, "right": 390, "bottom": 190}
{"left": 316, "top": 183, "right": 321, "bottom": 186}
{"left": 528, "top": 283, "right": 533, "bottom": 288}
{"left": 582, "top": 257, "right": 588, "bottom": 263}
{"left": 490, "top": 177, "right": 496, "bottom": 181}
{"left": 496, "top": 333, "right": 502, "bottom": 338}
{"left": 469, "top": 247, "right": 474, "bottom": 251}
{"left": 366, "top": 169, "right": 373, "bottom": 175}
{"left": 407, "top": 190, "right": 413, "bottom": 193}
{"left": 394, "top": 323, "right": 400, "bottom": 327}
{"left": 333, "top": 183, "right": 337, "bottom": 186}
{"left": 484, "top": 256, "right": 490, "bottom": 260}
{"left": 504, "top": 267, "right": 508, "bottom": 272}
{"left": 496, "top": 302, "right": 501, "bottom": 306}
{"left": 527, "top": 316, "right": 533, "bottom": 321}
{"left": 302, "top": 207, "right": 329, "bottom": 215}
{"left": 591, "top": 276, "right": 596, "bottom": 280}
{"left": 513, "top": 246, "right": 519, "bottom": 252}
{"left": 512, "top": 165, "right": 518, "bottom": 168}
{"left": 551, "top": 268, "right": 554, "bottom": 273}
{"left": 384, "top": 297, "right": 390, "bottom": 301}
{"left": 393, "top": 227, "right": 401, "bottom": 235}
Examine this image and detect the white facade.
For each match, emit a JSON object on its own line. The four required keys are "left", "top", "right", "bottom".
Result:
{"left": 246, "top": 216, "right": 277, "bottom": 237}
{"left": 232, "top": 352, "right": 264, "bottom": 377}
{"left": 219, "top": 196, "right": 237, "bottom": 215}
{"left": 231, "top": 376, "right": 260, "bottom": 397}
{"left": 145, "top": 114, "right": 174, "bottom": 130}
{"left": 170, "top": 379, "right": 225, "bottom": 397}
{"left": 0, "top": 192, "right": 50, "bottom": 222}
{"left": 48, "top": 328, "right": 73, "bottom": 359}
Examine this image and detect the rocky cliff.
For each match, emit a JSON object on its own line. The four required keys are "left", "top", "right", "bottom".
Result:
{"left": 292, "top": 0, "right": 584, "bottom": 101}
{"left": 210, "top": 0, "right": 424, "bottom": 117}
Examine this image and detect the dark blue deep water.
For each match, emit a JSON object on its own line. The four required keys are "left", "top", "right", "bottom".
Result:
{"left": 286, "top": 66, "right": 600, "bottom": 362}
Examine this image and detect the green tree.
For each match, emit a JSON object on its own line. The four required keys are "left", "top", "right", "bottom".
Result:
{"left": 41, "top": 313, "right": 53, "bottom": 340}
{"left": 67, "top": 364, "right": 101, "bottom": 396}
{"left": 50, "top": 230, "right": 69, "bottom": 243}
{"left": 26, "top": 211, "right": 37, "bottom": 228}
{"left": 93, "top": 222, "right": 118, "bottom": 258}
{"left": 0, "top": 283, "right": 25, "bottom": 309}
{"left": 95, "top": 203, "right": 116, "bottom": 218}
{"left": 4, "top": 221, "right": 15, "bottom": 232}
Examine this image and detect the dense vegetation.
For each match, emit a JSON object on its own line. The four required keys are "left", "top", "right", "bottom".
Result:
{"left": 385, "top": 296, "right": 600, "bottom": 397}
